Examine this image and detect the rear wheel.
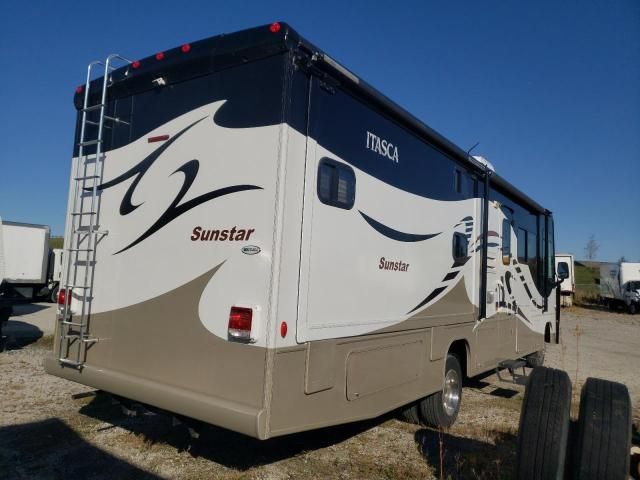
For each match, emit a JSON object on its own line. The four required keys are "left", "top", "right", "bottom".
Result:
{"left": 49, "top": 286, "right": 59, "bottom": 304}
{"left": 418, "top": 353, "right": 462, "bottom": 428}
{"left": 516, "top": 367, "right": 571, "bottom": 480}
{"left": 572, "top": 377, "right": 632, "bottom": 480}
{"left": 628, "top": 302, "right": 638, "bottom": 315}
{"left": 399, "top": 402, "right": 421, "bottom": 424}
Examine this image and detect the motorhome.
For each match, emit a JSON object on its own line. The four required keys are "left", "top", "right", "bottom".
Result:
{"left": 46, "top": 23, "right": 561, "bottom": 439}
{"left": 600, "top": 262, "right": 640, "bottom": 314}
{"left": 555, "top": 254, "right": 575, "bottom": 307}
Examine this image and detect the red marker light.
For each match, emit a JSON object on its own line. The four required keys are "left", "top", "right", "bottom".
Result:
{"left": 155, "top": 52, "right": 165, "bottom": 61}
{"left": 181, "top": 43, "right": 191, "bottom": 53}
{"left": 269, "top": 22, "right": 281, "bottom": 33}
{"left": 75, "top": 85, "right": 84, "bottom": 94}
{"left": 131, "top": 60, "right": 141, "bottom": 69}
{"left": 148, "top": 134, "right": 170, "bottom": 143}
{"left": 280, "top": 321, "right": 288, "bottom": 338}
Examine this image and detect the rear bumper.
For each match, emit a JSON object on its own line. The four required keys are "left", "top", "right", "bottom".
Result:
{"left": 44, "top": 354, "right": 267, "bottom": 439}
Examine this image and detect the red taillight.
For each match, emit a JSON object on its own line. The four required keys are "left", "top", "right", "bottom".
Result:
{"left": 131, "top": 60, "right": 141, "bottom": 69}
{"left": 57, "top": 288, "right": 71, "bottom": 307}
{"left": 280, "top": 321, "right": 288, "bottom": 338}
{"left": 181, "top": 43, "right": 191, "bottom": 53}
{"left": 75, "top": 85, "right": 84, "bottom": 94}
{"left": 155, "top": 52, "right": 165, "bottom": 61}
{"left": 269, "top": 22, "right": 281, "bottom": 33}
{"left": 228, "top": 307, "right": 252, "bottom": 341}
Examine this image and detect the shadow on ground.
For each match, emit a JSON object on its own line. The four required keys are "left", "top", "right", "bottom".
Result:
{"left": 8, "top": 303, "right": 51, "bottom": 316}
{"left": 0, "top": 418, "right": 161, "bottom": 480}
{"left": 1, "top": 320, "right": 43, "bottom": 350}
{"left": 76, "top": 392, "right": 390, "bottom": 471}
{"left": 415, "top": 427, "right": 517, "bottom": 479}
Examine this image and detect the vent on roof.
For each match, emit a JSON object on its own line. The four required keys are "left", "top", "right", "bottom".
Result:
{"left": 472, "top": 155, "right": 496, "bottom": 172}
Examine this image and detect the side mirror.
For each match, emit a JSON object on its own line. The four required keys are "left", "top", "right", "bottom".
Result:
{"left": 557, "top": 262, "right": 569, "bottom": 280}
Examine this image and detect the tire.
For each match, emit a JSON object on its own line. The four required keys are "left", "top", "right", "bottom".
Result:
{"left": 418, "top": 353, "right": 462, "bottom": 428}
{"left": 525, "top": 349, "right": 545, "bottom": 368}
{"left": 629, "top": 302, "right": 638, "bottom": 315}
{"left": 516, "top": 366, "right": 571, "bottom": 480}
{"left": 49, "top": 285, "right": 59, "bottom": 304}
{"left": 572, "top": 377, "right": 632, "bottom": 480}
{"left": 400, "top": 402, "right": 421, "bottom": 424}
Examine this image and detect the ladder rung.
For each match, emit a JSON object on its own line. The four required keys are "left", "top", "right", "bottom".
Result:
{"left": 65, "top": 284, "right": 91, "bottom": 289}
{"left": 62, "top": 321, "right": 84, "bottom": 327}
{"left": 78, "top": 139, "right": 102, "bottom": 147}
{"left": 59, "top": 358, "right": 82, "bottom": 367}
{"left": 75, "top": 226, "right": 108, "bottom": 234}
{"left": 83, "top": 104, "right": 104, "bottom": 112}
{"left": 103, "top": 115, "right": 130, "bottom": 125}
{"left": 75, "top": 175, "right": 99, "bottom": 181}
{"left": 85, "top": 120, "right": 99, "bottom": 126}
{"left": 67, "top": 248, "right": 93, "bottom": 252}
{"left": 71, "top": 211, "right": 96, "bottom": 216}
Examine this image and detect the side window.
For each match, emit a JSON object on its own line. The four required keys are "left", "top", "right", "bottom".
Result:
{"left": 517, "top": 228, "right": 527, "bottom": 263}
{"left": 502, "top": 219, "right": 512, "bottom": 264}
{"left": 317, "top": 158, "right": 356, "bottom": 210}
{"left": 527, "top": 231, "right": 538, "bottom": 279}
{"left": 454, "top": 169, "right": 462, "bottom": 194}
{"left": 452, "top": 232, "right": 468, "bottom": 260}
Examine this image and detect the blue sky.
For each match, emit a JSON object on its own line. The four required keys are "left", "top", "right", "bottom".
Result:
{"left": 0, "top": 1, "right": 638, "bottom": 262}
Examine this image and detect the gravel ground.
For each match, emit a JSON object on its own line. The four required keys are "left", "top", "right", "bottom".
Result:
{"left": 0, "top": 306, "right": 638, "bottom": 479}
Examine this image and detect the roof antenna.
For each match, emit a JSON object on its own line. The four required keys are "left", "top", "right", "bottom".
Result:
{"left": 467, "top": 141, "right": 480, "bottom": 158}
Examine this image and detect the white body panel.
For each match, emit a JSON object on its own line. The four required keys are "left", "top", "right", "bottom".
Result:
{"left": 600, "top": 262, "right": 640, "bottom": 302}
{"left": 555, "top": 254, "right": 575, "bottom": 294}
{"left": 2, "top": 222, "right": 50, "bottom": 284}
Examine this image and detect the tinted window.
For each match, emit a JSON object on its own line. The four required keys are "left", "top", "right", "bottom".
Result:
{"left": 502, "top": 219, "right": 512, "bottom": 261}
{"left": 317, "top": 158, "right": 356, "bottom": 210}
{"left": 518, "top": 228, "right": 527, "bottom": 262}
{"left": 453, "top": 232, "right": 468, "bottom": 260}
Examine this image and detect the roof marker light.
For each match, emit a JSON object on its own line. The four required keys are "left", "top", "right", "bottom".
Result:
{"left": 181, "top": 43, "right": 191, "bottom": 53}
{"left": 269, "top": 22, "right": 281, "bottom": 33}
{"left": 132, "top": 60, "right": 141, "bottom": 69}
{"left": 75, "top": 85, "right": 84, "bottom": 94}
{"left": 155, "top": 52, "right": 165, "bottom": 61}
{"left": 148, "top": 134, "right": 170, "bottom": 143}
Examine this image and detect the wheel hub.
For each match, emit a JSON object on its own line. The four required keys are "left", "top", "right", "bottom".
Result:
{"left": 442, "top": 368, "right": 460, "bottom": 416}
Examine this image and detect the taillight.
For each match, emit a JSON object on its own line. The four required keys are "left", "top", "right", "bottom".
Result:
{"left": 228, "top": 307, "right": 253, "bottom": 341}
{"left": 58, "top": 288, "right": 71, "bottom": 307}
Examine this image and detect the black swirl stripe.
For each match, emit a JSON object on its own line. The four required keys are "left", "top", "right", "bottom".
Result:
{"left": 359, "top": 211, "right": 440, "bottom": 243}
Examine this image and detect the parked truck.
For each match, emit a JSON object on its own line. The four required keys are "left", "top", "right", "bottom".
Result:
{"left": 46, "top": 22, "right": 563, "bottom": 439}
{"left": 0, "top": 220, "right": 61, "bottom": 302}
{"left": 599, "top": 262, "right": 640, "bottom": 314}
{"left": 555, "top": 254, "right": 575, "bottom": 307}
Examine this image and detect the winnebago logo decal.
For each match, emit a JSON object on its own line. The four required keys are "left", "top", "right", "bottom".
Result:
{"left": 94, "top": 116, "right": 262, "bottom": 254}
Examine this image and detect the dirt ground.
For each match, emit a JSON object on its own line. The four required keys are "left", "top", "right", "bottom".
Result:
{"left": 0, "top": 305, "right": 638, "bottom": 479}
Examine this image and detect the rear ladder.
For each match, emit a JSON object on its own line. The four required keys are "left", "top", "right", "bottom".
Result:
{"left": 57, "top": 54, "right": 131, "bottom": 369}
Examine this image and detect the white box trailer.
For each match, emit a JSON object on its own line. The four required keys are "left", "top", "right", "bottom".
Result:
{"left": 555, "top": 254, "right": 575, "bottom": 307}
{"left": 46, "top": 23, "right": 562, "bottom": 439}
{"left": 600, "top": 262, "right": 640, "bottom": 314}
{"left": 1, "top": 221, "right": 50, "bottom": 299}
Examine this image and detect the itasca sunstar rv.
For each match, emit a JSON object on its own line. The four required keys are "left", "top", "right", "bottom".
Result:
{"left": 46, "top": 23, "right": 562, "bottom": 439}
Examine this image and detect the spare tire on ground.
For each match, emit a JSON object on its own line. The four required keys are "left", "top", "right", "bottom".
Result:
{"left": 516, "top": 366, "right": 572, "bottom": 480}
{"left": 572, "top": 377, "right": 632, "bottom": 480}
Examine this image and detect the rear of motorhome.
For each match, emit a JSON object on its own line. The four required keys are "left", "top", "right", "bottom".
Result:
{"left": 600, "top": 262, "right": 640, "bottom": 314}
{"left": 555, "top": 254, "right": 575, "bottom": 307}
{"left": 46, "top": 23, "right": 560, "bottom": 439}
